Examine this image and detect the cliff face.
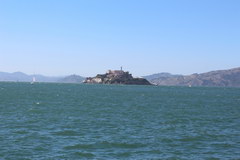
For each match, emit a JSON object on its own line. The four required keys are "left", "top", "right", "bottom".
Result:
{"left": 149, "top": 67, "right": 240, "bottom": 87}
{"left": 84, "top": 70, "right": 151, "bottom": 85}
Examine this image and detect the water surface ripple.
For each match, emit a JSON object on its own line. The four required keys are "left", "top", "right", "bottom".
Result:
{"left": 0, "top": 83, "right": 239, "bottom": 159}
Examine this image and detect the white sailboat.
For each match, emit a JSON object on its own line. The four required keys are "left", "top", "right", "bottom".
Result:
{"left": 31, "top": 76, "right": 36, "bottom": 84}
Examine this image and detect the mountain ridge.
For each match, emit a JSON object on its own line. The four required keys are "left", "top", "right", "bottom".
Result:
{"left": 146, "top": 67, "right": 240, "bottom": 87}
{"left": 0, "top": 71, "right": 84, "bottom": 83}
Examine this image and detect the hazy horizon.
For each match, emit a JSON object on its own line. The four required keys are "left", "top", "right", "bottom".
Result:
{"left": 1, "top": 66, "right": 240, "bottom": 78}
{"left": 1, "top": 0, "right": 239, "bottom": 77}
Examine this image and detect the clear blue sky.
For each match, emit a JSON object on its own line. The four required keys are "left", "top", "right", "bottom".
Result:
{"left": 0, "top": 0, "right": 239, "bottom": 77}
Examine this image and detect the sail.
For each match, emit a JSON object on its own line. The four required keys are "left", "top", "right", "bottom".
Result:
{"left": 31, "top": 76, "right": 36, "bottom": 84}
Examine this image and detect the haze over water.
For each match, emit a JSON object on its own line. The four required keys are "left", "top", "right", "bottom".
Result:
{"left": 0, "top": 82, "right": 239, "bottom": 159}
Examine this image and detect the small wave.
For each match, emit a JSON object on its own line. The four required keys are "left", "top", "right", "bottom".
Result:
{"left": 74, "top": 152, "right": 95, "bottom": 158}
{"left": 52, "top": 130, "right": 79, "bottom": 136}
{"left": 28, "top": 108, "right": 43, "bottom": 114}
{"left": 178, "top": 136, "right": 203, "bottom": 142}
{"left": 64, "top": 141, "right": 146, "bottom": 150}
{"left": 109, "top": 149, "right": 162, "bottom": 158}
{"left": 13, "top": 130, "right": 28, "bottom": 134}
{"left": 112, "top": 151, "right": 132, "bottom": 157}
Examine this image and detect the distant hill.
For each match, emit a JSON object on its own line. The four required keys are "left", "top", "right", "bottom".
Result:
{"left": 0, "top": 71, "right": 62, "bottom": 82}
{"left": 148, "top": 67, "right": 240, "bottom": 87}
{"left": 58, "top": 75, "right": 85, "bottom": 83}
{"left": 0, "top": 72, "right": 31, "bottom": 82}
{"left": 143, "top": 72, "right": 181, "bottom": 81}
{"left": 0, "top": 72, "right": 84, "bottom": 83}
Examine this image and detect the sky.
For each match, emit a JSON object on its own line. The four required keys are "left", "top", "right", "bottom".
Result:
{"left": 0, "top": 0, "right": 239, "bottom": 77}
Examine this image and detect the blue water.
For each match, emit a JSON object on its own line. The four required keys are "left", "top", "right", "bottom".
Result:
{"left": 0, "top": 82, "right": 239, "bottom": 159}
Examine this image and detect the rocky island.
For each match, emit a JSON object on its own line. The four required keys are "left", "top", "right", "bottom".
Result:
{"left": 84, "top": 69, "right": 151, "bottom": 85}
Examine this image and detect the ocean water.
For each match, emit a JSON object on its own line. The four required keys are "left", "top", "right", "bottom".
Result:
{"left": 0, "top": 82, "right": 239, "bottom": 160}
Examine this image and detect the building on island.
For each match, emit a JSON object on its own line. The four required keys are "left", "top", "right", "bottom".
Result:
{"left": 83, "top": 68, "right": 151, "bottom": 85}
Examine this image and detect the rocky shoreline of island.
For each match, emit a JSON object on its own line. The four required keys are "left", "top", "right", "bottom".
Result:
{"left": 84, "top": 70, "right": 151, "bottom": 85}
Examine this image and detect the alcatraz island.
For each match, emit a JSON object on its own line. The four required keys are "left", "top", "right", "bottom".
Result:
{"left": 84, "top": 68, "right": 151, "bottom": 85}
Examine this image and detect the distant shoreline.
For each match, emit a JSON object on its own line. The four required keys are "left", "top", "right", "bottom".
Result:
{"left": 0, "top": 67, "right": 240, "bottom": 87}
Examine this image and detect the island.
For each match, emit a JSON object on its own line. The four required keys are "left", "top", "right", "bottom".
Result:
{"left": 83, "top": 69, "right": 151, "bottom": 85}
